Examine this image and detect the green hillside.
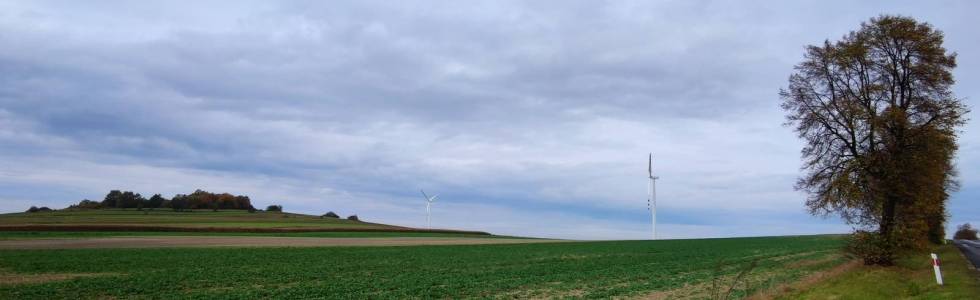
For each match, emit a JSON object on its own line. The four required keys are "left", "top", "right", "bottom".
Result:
{"left": 0, "top": 209, "right": 487, "bottom": 235}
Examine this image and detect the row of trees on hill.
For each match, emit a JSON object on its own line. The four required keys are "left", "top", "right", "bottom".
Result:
{"left": 781, "top": 16, "right": 969, "bottom": 265}
{"left": 25, "top": 206, "right": 53, "bottom": 213}
{"left": 320, "top": 211, "right": 359, "bottom": 221}
{"left": 69, "top": 189, "right": 260, "bottom": 211}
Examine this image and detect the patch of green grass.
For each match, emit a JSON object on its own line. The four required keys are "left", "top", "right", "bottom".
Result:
{"left": 778, "top": 243, "right": 980, "bottom": 299}
{"left": 0, "top": 231, "right": 502, "bottom": 239}
{"left": 0, "top": 235, "right": 845, "bottom": 299}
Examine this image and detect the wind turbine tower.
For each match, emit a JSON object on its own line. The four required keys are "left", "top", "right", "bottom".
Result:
{"left": 420, "top": 189, "right": 439, "bottom": 229}
{"left": 647, "top": 153, "right": 660, "bottom": 240}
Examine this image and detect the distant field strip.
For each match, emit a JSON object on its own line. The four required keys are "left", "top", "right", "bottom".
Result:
{"left": 0, "top": 231, "right": 502, "bottom": 239}
{"left": 0, "top": 235, "right": 846, "bottom": 299}
{"left": 0, "top": 225, "right": 490, "bottom": 234}
{"left": 0, "top": 210, "right": 489, "bottom": 235}
{"left": 0, "top": 210, "right": 395, "bottom": 228}
{"left": 0, "top": 236, "right": 554, "bottom": 249}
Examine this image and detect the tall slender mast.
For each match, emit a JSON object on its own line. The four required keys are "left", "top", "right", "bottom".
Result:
{"left": 648, "top": 153, "right": 659, "bottom": 240}
{"left": 421, "top": 189, "right": 438, "bottom": 229}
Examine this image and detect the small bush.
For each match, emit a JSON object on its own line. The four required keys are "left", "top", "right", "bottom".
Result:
{"left": 266, "top": 205, "right": 282, "bottom": 212}
{"left": 321, "top": 211, "right": 339, "bottom": 219}
{"left": 347, "top": 215, "right": 359, "bottom": 221}
{"left": 847, "top": 230, "right": 897, "bottom": 266}
{"left": 26, "top": 206, "right": 53, "bottom": 213}
{"left": 68, "top": 199, "right": 102, "bottom": 209}
{"left": 954, "top": 223, "right": 979, "bottom": 240}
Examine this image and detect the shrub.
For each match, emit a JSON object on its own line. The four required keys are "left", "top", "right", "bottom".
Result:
{"left": 102, "top": 190, "right": 145, "bottom": 209}
{"left": 321, "top": 211, "right": 339, "bottom": 218}
{"left": 25, "top": 206, "right": 52, "bottom": 213}
{"left": 147, "top": 194, "right": 167, "bottom": 208}
{"left": 954, "top": 223, "right": 979, "bottom": 240}
{"left": 68, "top": 199, "right": 102, "bottom": 209}
{"left": 347, "top": 215, "right": 359, "bottom": 221}
{"left": 846, "top": 230, "right": 897, "bottom": 266}
{"left": 266, "top": 205, "right": 283, "bottom": 212}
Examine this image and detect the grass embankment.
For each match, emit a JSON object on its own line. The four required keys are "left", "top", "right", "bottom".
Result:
{"left": 0, "top": 209, "right": 489, "bottom": 235}
{"left": 0, "top": 235, "right": 845, "bottom": 299}
{"left": 774, "top": 243, "right": 980, "bottom": 299}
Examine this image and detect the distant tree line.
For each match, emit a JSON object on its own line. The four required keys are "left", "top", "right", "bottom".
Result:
{"left": 25, "top": 206, "right": 53, "bottom": 213}
{"left": 319, "top": 211, "right": 360, "bottom": 221}
{"left": 29, "top": 193, "right": 365, "bottom": 222}
{"left": 67, "top": 189, "right": 257, "bottom": 211}
{"left": 954, "top": 223, "right": 978, "bottom": 240}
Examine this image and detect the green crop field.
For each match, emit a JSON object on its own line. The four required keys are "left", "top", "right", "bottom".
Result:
{"left": 0, "top": 235, "right": 846, "bottom": 299}
{"left": 0, "top": 209, "right": 398, "bottom": 230}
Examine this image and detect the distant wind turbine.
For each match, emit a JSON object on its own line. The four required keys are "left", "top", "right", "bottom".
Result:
{"left": 420, "top": 189, "right": 439, "bottom": 229}
{"left": 647, "top": 153, "right": 660, "bottom": 240}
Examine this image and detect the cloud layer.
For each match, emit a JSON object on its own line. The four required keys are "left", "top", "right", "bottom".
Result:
{"left": 1, "top": 1, "right": 977, "bottom": 239}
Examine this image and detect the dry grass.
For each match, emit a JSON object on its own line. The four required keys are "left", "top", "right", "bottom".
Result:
{"left": 746, "top": 259, "right": 861, "bottom": 300}
{"left": 642, "top": 280, "right": 718, "bottom": 300}
{"left": 773, "top": 244, "right": 980, "bottom": 299}
{"left": 639, "top": 254, "right": 851, "bottom": 300}
{"left": 0, "top": 269, "right": 120, "bottom": 286}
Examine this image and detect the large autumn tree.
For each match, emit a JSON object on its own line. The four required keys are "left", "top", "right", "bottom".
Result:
{"left": 780, "top": 15, "right": 967, "bottom": 264}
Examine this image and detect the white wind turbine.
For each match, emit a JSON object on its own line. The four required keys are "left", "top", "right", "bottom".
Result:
{"left": 647, "top": 153, "right": 660, "bottom": 240}
{"left": 420, "top": 189, "right": 439, "bottom": 229}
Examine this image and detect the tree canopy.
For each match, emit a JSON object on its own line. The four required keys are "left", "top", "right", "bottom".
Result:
{"left": 68, "top": 189, "right": 256, "bottom": 212}
{"left": 781, "top": 15, "right": 967, "bottom": 264}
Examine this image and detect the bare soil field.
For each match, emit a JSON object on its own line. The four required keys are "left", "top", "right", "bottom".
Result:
{"left": 0, "top": 236, "right": 556, "bottom": 249}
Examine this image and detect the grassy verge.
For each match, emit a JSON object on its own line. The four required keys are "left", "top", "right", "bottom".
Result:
{"left": 775, "top": 243, "right": 980, "bottom": 299}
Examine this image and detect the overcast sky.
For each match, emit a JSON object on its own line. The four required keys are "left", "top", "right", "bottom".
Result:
{"left": 0, "top": 1, "right": 976, "bottom": 239}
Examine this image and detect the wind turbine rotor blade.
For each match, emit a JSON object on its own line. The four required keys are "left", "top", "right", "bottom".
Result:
{"left": 648, "top": 153, "right": 652, "bottom": 176}
{"left": 421, "top": 189, "right": 430, "bottom": 199}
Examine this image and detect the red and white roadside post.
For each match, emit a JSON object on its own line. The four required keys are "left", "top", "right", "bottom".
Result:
{"left": 931, "top": 253, "right": 943, "bottom": 285}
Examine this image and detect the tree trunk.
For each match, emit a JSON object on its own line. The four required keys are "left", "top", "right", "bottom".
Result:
{"left": 880, "top": 196, "right": 897, "bottom": 237}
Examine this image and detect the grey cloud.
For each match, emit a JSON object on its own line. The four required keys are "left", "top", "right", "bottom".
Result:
{"left": 0, "top": 1, "right": 977, "bottom": 239}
